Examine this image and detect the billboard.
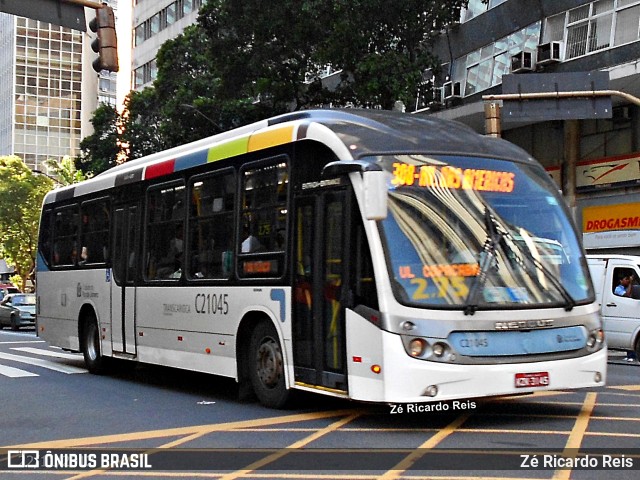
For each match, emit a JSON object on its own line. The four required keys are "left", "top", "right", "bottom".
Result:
{"left": 583, "top": 202, "right": 640, "bottom": 249}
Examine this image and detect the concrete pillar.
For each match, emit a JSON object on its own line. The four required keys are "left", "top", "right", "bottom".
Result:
{"left": 484, "top": 102, "right": 501, "bottom": 137}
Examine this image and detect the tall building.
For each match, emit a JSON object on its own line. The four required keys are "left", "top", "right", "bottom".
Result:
{"left": 422, "top": 0, "right": 640, "bottom": 255}
{"left": 0, "top": 1, "right": 120, "bottom": 171}
{"left": 132, "top": 0, "right": 203, "bottom": 90}
{"left": 0, "top": 14, "right": 84, "bottom": 170}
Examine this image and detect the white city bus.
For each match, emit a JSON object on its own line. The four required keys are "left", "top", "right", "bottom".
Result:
{"left": 36, "top": 109, "right": 606, "bottom": 408}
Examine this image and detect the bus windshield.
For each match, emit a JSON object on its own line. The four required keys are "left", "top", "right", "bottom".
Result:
{"left": 373, "top": 154, "right": 592, "bottom": 311}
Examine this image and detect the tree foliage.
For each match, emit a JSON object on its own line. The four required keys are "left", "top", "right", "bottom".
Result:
{"left": 0, "top": 156, "right": 54, "bottom": 289}
{"left": 83, "top": 0, "right": 470, "bottom": 161}
{"left": 119, "top": 88, "right": 168, "bottom": 161}
{"left": 45, "top": 157, "right": 91, "bottom": 186}
{"left": 77, "top": 103, "right": 119, "bottom": 175}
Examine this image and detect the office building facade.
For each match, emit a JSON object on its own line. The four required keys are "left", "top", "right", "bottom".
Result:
{"left": 424, "top": 0, "right": 640, "bottom": 254}
{"left": 0, "top": 2, "right": 119, "bottom": 171}
{"left": 132, "top": 0, "right": 203, "bottom": 90}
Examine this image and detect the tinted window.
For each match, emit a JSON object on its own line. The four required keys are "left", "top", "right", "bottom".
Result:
{"left": 188, "top": 171, "right": 235, "bottom": 279}
{"left": 145, "top": 182, "right": 185, "bottom": 280}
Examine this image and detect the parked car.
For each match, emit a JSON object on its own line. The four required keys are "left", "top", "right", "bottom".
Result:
{"left": 0, "top": 283, "right": 20, "bottom": 300}
{"left": 0, "top": 293, "right": 36, "bottom": 330}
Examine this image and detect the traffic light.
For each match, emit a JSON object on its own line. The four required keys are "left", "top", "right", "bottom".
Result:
{"left": 89, "top": 4, "right": 118, "bottom": 73}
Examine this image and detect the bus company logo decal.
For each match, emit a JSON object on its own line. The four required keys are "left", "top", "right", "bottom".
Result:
{"left": 163, "top": 304, "right": 191, "bottom": 315}
{"left": 556, "top": 333, "right": 581, "bottom": 344}
{"left": 77, "top": 283, "right": 99, "bottom": 299}
{"left": 495, "top": 319, "right": 554, "bottom": 330}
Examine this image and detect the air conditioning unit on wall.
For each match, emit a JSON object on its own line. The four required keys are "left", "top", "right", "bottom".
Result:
{"left": 443, "top": 81, "right": 461, "bottom": 100}
{"left": 537, "top": 41, "right": 563, "bottom": 65}
{"left": 511, "top": 50, "right": 535, "bottom": 73}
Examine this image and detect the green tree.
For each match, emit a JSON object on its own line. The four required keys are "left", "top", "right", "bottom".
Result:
{"left": 76, "top": 103, "right": 119, "bottom": 175}
{"left": 44, "top": 156, "right": 91, "bottom": 186}
{"left": 0, "top": 156, "right": 54, "bottom": 290}
{"left": 154, "top": 25, "right": 224, "bottom": 145}
{"left": 82, "top": 0, "right": 471, "bottom": 160}
{"left": 119, "top": 88, "right": 168, "bottom": 160}
{"left": 198, "top": 0, "right": 331, "bottom": 112}
{"left": 198, "top": 0, "right": 471, "bottom": 110}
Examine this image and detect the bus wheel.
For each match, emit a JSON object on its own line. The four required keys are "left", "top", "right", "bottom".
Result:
{"left": 249, "top": 321, "right": 290, "bottom": 408}
{"left": 635, "top": 337, "right": 640, "bottom": 361}
{"left": 82, "top": 316, "right": 108, "bottom": 374}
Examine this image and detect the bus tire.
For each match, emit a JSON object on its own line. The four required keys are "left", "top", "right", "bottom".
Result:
{"left": 82, "top": 315, "right": 108, "bottom": 374}
{"left": 248, "top": 321, "right": 290, "bottom": 408}
{"left": 635, "top": 336, "right": 640, "bottom": 361}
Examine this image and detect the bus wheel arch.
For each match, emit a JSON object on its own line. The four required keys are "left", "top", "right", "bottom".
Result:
{"left": 237, "top": 313, "right": 291, "bottom": 408}
{"left": 78, "top": 306, "right": 108, "bottom": 374}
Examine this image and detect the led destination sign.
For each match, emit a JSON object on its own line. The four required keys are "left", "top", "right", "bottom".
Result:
{"left": 392, "top": 163, "right": 515, "bottom": 192}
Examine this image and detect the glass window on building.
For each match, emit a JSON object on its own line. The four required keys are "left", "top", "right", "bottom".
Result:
{"left": 182, "top": 0, "right": 194, "bottom": 16}
{"left": 563, "top": 0, "right": 639, "bottom": 59}
{"left": 462, "top": 22, "right": 540, "bottom": 97}
{"left": 134, "top": 24, "right": 145, "bottom": 46}
{"left": 150, "top": 13, "right": 161, "bottom": 35}
{"left": 134, "top": 66, "right": 144, "bottom": 89}
{"left": 614, "top": 3, "right": 640, "bottom": 45}
{"left": 166, "top": 3, "right": 177, "bottom": 25}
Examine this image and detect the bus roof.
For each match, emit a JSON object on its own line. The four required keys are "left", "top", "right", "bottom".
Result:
{"left": 44, "top": 109, "right": 534, "bottom": 204}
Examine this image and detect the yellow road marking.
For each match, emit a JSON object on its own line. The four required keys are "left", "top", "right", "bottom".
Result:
{"left": 50, "top": 411, "right": 359, "bottom": 480}
{"left": 552, "top": 392, "right": 597, "bottom": 480}
{"left": 2, "top": 410, "right": 356, "bottom": 449}
{"left": 377, "top": 413, "right": 472, "bottom": 480}
{"left": 490, "top": 390, "right": 572, "bottom": 400}
{"left": 218, "top": 413, "right": 360, "bottom": 480}
{"left": 608, "top": 385, "right": 640, "bottom": 391}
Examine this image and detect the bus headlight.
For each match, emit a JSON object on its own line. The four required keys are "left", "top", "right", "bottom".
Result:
{"left": 586, "top": 329, "right": 605, "bottom": 350}
{"left": 409, "top": 338, "right": 428, "bottom": 357}
{"left": 432, "top": 342, "right": 447, "bottom": 358}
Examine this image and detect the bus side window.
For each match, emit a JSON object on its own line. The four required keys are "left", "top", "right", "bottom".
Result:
{"left": 80, "top": 198, "right": 110, "bottom": 265}
{"left": 145, "top": 182, "right": 185, "bottom": 280}
{"left": 52, "top": 205, "right": 79, "bottom": 267}
{"left": 188, "top": 170, "right": 235, "bottom": 280}
{"left": 240, "top": 159, "right": 288, "bottom": 257}
{"left": 39, "top": 209, "right": 53, "bottom": 265}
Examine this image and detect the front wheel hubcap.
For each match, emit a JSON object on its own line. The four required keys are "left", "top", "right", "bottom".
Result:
{"left": 256, "top": 338, "right": 282, "bottom": 388}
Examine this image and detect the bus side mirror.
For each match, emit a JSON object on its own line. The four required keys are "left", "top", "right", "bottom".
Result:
{"left": 322, "top": 160, "right": 388, "bottom": 220}
{"left": 363, "top": 170, "right": 388, "bottom": 220}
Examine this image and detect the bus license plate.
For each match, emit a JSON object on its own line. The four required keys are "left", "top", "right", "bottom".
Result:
{"left": 515, "top": 372, "right": 549, "bottom": 388}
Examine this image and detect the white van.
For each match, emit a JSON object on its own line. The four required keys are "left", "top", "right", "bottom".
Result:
{"left": 586, "top": 254, "right": 640, "bottom": 358}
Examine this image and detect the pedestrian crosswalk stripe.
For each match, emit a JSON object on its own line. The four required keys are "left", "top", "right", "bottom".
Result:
{"left": 0, "top": 352, "right": 87, "bottom": 374}
{"left": 11, "top": 347, "right": 83, "bottom": 360}
{"left": 0, "top": 364, "right": 39, "bottom": 378}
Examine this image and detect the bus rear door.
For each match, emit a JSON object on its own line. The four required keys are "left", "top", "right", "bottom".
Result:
{"left": 111, "top": 203, "right": 140, "bottom": 356}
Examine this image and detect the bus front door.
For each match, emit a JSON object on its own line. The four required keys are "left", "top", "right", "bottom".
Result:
{"left": 111, "top": 204, "right": 139, "bottom": 356}
{"left": 293, "top": 190, "right": 350, "bottom": 393}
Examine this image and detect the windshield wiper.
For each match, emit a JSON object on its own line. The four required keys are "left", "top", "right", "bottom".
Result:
{"left": 464, "top": 208, "right": 501, "bottom": 316}
{"left": 501, "top": 229, "right": 576, "bottom": 312}
{"left": 464, "top": 207, "right": 576, "bottom": 314}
